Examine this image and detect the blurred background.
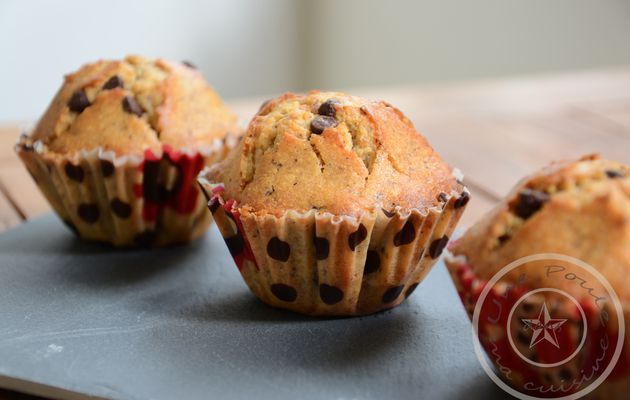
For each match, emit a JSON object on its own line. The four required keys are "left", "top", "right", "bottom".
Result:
{"left": 1, "top": 0, "right": 630, "bottom": 122}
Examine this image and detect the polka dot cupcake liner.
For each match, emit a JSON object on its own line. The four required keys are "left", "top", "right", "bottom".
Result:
{"left": 16, "top": 135, "right": 235, "bottom": 247}
{"left": 198, "top": 171, "right": 468, "bottom": 316}
{"left": 444, "top": 252, "right": 630, "bottom": 398}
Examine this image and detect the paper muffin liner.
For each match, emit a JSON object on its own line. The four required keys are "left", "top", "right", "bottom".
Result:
{"left": 197, "top": 174, "right": 468, "bottom": 316}
{"left": 444, "top": 250, "right": 630, "bottom": 398}
{"left": 16, "top": 135, "right": 236, "bottom": 247}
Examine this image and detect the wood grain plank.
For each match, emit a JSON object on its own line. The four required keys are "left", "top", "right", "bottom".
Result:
{"left": 1, "top": 69, "right": 630, "bottom": 230}
{"left": 0, "top": 125, "right": 49, "bottom": 229}
{"left": 413, "top": 107, "right": 630, "bottom": 199}
{"left": 0, "top": 69, "right": 629, "bottom": 399}
{"left": 0, "top": 186, "right": 22, "bottom": 232}
{"left": 0, "top": 125, "right": 22, "bottom": 164}
{"left": 418, "top": 116, "right": 533, "bottom": 199}
{"left": 571, "top": 97, "right": 630, "bottom": 138}
{"left": 458, "top": 186, "right": 497, "bottom": 229}
{"left": 226, "top": 96, "right": 267, "bottom": 126}
{"left": 0, "top": 163, "right": 48, "bottom": 220}
{"left": 354, "top": 68, "right": 630, "bottom": 121}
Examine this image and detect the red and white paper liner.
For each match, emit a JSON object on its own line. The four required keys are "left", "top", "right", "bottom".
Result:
{"left": 197, "top": 176, "right": 469, "bottom": 316}
{"left": 444, "top": 251, "right": 630, "bottom": 398}
{"left": 16, "top": 135, "right": 234, "bottom": 247}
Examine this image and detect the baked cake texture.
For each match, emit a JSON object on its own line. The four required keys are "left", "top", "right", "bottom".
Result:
{"left": 17, "top": 55, "right": 239, "bottom": 247}
{"left": 446, "top": 155, "right": 630, "bottom": 398}
{"left": 199, "top": 91, "right": 469, "bottom": 315}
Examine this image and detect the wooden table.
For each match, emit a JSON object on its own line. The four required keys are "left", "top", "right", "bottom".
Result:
{"left": 1, "top": 68, "right": 630, "bottom": 399}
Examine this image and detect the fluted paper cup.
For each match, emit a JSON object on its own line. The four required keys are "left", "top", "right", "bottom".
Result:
{"left": 16, "top": 134, "right": 236, "bottom": 247}
{"left": 198, "top": 171, "right": 468, "bottom": 316}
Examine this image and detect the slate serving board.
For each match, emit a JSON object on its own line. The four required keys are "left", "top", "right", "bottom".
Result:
{"left": 0, "top": 214, "right": 508, "bottom": 400}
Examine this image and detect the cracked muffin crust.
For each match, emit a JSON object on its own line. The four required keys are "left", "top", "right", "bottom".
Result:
{"left": 445, "top": 155, "right": 630, "bottom": 397}
{"left": 198, "top": 91, "right": 469, "bottom": 315}
{"left": 207, "top": 91, "right": 461, "bottom": 217}
{"left": 30, "top": 55, "right": 238, "bottom": 155}
{"left": 451, "top": 154, "right": 630, "bottom": 296}
{"left": 16, "top": 55, "right": 238, "bottom": 247}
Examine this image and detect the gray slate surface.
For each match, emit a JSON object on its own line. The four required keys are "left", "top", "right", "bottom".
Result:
{"left": 0, "top": 214, "right": 508, "bottom": 400}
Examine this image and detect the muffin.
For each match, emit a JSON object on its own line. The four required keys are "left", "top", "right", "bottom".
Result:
{"left": 16, "top": 55, "right": 239, "bottom": 247}
{"left": 445, "top": 155, "right": 630, "bottom": 398}
{"left": 197, "top": 91, "right": 469, "bottom": 316}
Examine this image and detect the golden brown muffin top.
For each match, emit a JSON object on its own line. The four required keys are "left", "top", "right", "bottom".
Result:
{"left": 451, "top": 155, "right": 630, "bottom": 298}
{"left": 204, "top": 91, "right": 463, "bottom": 216}
{"left": 28, "top": 55, "right": 238, "bottom": 155}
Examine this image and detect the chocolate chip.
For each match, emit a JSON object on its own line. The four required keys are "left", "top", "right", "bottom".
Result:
{"left": 393, "top": 220, "right": 416, "bottom": 246}
{"left": 122, "top": 96, "right": 144, "bottom": 117}
{"left": 364, "top": 250, "right": 381, "bottom": 274}
{"left": 182, "top": 60, "right": 197, "bottom": 69}
{"left": 110, "top": 198, "right": 132, "bottom": 218}
{"left": 437, "top": 192, "right": 448, "bottom": 203}
{"left": 382, "top": 208, "right": 396, "bottom": 218}
{"left": 498, "top": 233, "right": 511, "bottom": 245}
{"left": 102, "top": 75, "right": 124, "bottom": 90}
{"left": 318, "top": 98, "right": 340, "bottom": 118}
{"left": 225, "top": 233, "right": 245, "bottom": 257}
{"left": 134, "top": 230, "right": 156, "bottom": 247}
{"left": 348, "top": 224, "right": 368, "bottom": 251}
{"left": 382, "top": 285, "right": 405, "bottom": 304}
{"left": 319, "top": 284, "right": 344, "bottom": 305}
{"left": 559, "top": 368, "right": 572, "bottom": 381}
{"left": 78, "top": 203, "right": 99, "bottom": 223}
{"left": 100, "top": 160, "right": 114, "bottom": 177}
{"left": 522, "top": 301, "right": 535, "bottom": 313}
{"left": 267, "top": 237, "right": 290, "bottom": 261}
{"left": 67, "top": 89, "right": 90, "bottom": 113}
{"left": 64, "top": 162, "right": 84, "bottom": 182}
{"left": 429, "top": 235, "right": 449, "bottom": 259}
{"left": 515, "top": 189, "right": 549, "bottom": 219}
{"left": 605, "top": 169, "right": 624, "bottom": 179}
{"left": 454, "top": 191, "right": 470, "bottom": 209}
{"left": 314, "top": 236, "right": 329, "bottom": 260}
{"left": 405, "top": 283, "right": 419, "bottom": 298}
{"left": 310, "top": 115, "right": 338, "bottom": 134}
{"left": 271, "top": 284, "right": 297, "bottom": 302}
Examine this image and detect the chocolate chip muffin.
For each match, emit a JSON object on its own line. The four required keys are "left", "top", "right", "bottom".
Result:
{"left": 16, "top": 55, "right": 239, "bottom": 247}
{"left": 198, "top": 91, "right": 469, "bottom": 316}
{"left": 445, "top": 155, "right": 630, "bottom": 398}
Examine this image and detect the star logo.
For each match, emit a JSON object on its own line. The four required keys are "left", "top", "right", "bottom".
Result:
{"left": 521, "top": 302, "right": 567, "bottom": 348}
